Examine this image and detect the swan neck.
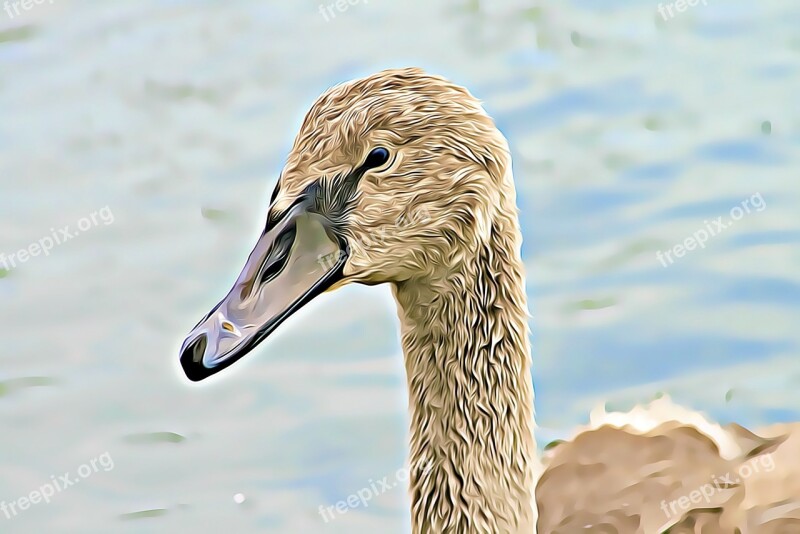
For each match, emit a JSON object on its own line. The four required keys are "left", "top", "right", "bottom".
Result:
{"left": 392, "top": 212, "right": 537, "bottom": 533}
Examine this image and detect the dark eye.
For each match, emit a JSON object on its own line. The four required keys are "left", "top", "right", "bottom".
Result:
{"left": 363, "top": 147, "right": 390, "bottom": 169}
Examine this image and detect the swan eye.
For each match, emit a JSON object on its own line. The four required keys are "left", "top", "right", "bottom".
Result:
{"left": 363, "top": 147, "right": 390, "bottom": 169}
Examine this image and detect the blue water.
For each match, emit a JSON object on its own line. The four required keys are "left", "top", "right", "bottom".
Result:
{"left": 1, "top": 0, "right": 798, "bottom": 532}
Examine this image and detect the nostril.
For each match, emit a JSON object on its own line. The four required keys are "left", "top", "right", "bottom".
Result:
{"left": 188, "top": 335, "right": 207, "bottom": 363}
{"left": 180, "top": 334, "right": 209, "bottom": 381}
{"left": 259, "top": 225, "right": 296, "bottom": 285}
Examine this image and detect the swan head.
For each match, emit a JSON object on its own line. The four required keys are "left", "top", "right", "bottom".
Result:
{"left": 180, "top": 67, "right": 513, "bottom": 381}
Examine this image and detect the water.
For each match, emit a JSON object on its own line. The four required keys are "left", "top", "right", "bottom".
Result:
{"left": 1, "top": 0, "right": 798, "bottom": 531}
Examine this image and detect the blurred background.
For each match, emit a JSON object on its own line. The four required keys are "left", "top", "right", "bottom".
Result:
{"left": 1, "top": 0, "right": 798, "bottom": 531}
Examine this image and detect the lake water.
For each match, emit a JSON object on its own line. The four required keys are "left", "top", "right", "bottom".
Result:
{"left": 1, "top": 0, "right": 798, "bottom": 532}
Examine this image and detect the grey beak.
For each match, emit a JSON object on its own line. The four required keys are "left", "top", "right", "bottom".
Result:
{"left": 180, "top": 199, "right": 347, "bottom": 381}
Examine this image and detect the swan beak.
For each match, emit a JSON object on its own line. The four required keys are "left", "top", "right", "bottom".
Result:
{"left": 179, "top": 201, "right": 347, "bottom": 381}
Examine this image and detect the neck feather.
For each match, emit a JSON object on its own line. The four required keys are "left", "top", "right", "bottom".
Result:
{"left": 392, "top": 198, "right": 537, "bottom": 533}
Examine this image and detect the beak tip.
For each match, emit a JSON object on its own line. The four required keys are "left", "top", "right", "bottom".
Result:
{"left": 180, "top": 334, "right": 214, "bottom": 382}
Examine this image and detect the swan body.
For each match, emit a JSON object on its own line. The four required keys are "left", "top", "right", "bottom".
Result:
{"left": 538, "top": 397, "right": 799, "bottom": 533}
{"left": 180, "top": 68, "right": 800, "bottom": 533}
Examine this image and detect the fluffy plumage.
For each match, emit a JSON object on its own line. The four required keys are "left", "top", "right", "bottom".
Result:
{"left": 267, "top": 68, "right": 799, "bottom": 533}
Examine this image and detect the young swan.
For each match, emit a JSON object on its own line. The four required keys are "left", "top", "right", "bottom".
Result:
{"left": 182, "top": 67, "right": 800, "bottom": 533}
{"left": 181, "top": 67, "right": 538, "bottom": 532}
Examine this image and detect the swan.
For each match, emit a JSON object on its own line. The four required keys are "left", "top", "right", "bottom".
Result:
{"left": 179, "top": 68, "right": 799, "bottom": 533}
